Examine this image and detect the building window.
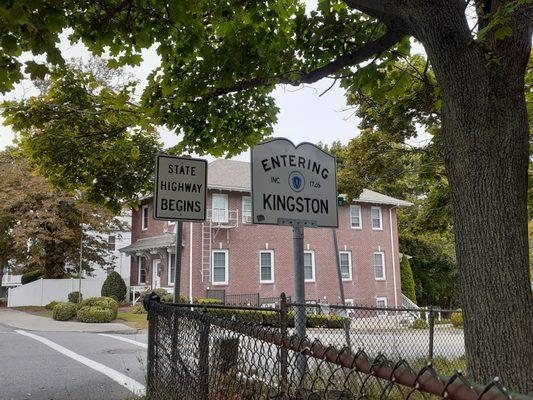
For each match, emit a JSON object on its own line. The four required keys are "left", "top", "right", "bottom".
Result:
{"left": 107, "top": 235, "right": 116, "bottom": 250}
{"left": 212, "top": 194, "right": 228, "bottom": 223}
{"left": 373, "top": 251, "right": 386, "bottom": 280}
{"left": 376, "top": 297, "right": 388, "bottom": 316}
{"left": 141, "top": 205, "right": 149, "bottom": 230}
{"left": 259, "top": 250, "right": 274, "bottom": 283}
{"left": 138, "top": 256, "right": 146, "bottom": 284}
{"left": 212, "top": 250, "right": 228, "bottom": 284}
{"left": 371, "top": 206, "right": 382, "bottom": 230}
{"left": 339, "top": 251, "right": 352, "bottom": 281}
{"left": 168, "top": 253, "right": 176, "bottom": 285}
{"left": 350, "top": 205, "right": 362, "bottom": 229}
{"left": 304, "top": 251, "right": 315, "bottom": 282}
{"left": 242, "top": 196, "right": 252, "bottom": 223}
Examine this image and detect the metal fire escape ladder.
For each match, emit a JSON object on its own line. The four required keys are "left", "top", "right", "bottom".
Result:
{"left": 201, "top": 220, "right": 212, "bottom": 283}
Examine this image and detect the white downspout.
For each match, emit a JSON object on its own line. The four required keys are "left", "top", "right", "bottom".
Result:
{"left": 189, "top": 222, "right": 193, "bottom": 301}
{"left": 389, "top": 205, "right": 399, "bottom": 308}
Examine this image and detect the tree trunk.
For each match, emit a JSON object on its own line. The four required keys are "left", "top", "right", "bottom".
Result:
{"left": 411, "top": 4, "right": 533, "bottom": 393}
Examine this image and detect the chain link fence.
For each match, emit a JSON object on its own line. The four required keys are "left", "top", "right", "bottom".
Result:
{"left": 146, "top": 297, "right": 527, "bottom": 400}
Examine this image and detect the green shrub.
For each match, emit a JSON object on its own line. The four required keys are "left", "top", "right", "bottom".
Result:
{"left": 412, "top": 318, "right": 429, "bottom": 329}
{"left": 195, "top": 297, "right": 223, "bottom": 305}
{"left": 160, "top": 294, "right": 188, "bottom": 303}
{"left": 45, "top": 301, "right": 60, "bottom": 310}
{"left": 79, "top": 297, "right": 118, "bottom": 318}
{"left": 400, "top": 255, "right": 417, "bottom": 303}
{"left": 131, "top": 305, "right": 147, "bottom": 314}
{"left": 77, "top": 306, "right": 115, "bottom": 323}
{"left": 68, "top": 291, "right": 82, "bottom": 303}
{"left": 21, "top": 270, "right": 43, "bottom": 285}
{"left": 101, "top": 271, "right": 127, "bottom": 302}
{"left": 450, "top": 310, "right": 463, "bottom": 328}
{"left": 53, "top": 302, "right": 78, "bottom": 321}
{"left": 435, "top": 318, "right": 451, "bottom": 325}
{"left": 138, "top": 288, "right": 169, "bottom": 303}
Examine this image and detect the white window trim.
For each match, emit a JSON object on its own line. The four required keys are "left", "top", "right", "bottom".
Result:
{"left": 373, "top": 251, "right": 386, "bottom": 281}
{"left": 212, "top": 194, "right": 229, "bottom": 223}
{"left": 242, "top": 196, "right": 252, "bottom": 224}
{"left": 141, "top": 205, "right": 149, "bottom": 231}
{"left": 350, "top": 205, "right": 362, "bottom": 229}
{"left": 376, "top": 297, "right": 388, "bottom": 316}
{"left": 339, "top": 251, "right": 352, "bottom": 281}
{"left": 167, "top": 252, "right": 175, "bottom": 286}
{"left": 259, "top": 250, "right": 274, "bottom": 284}
{"left": 371, "top": 206, "right": 383, "bottom": 230}
{"left": 137, "top": 256, "right": 146, "bottom": 284}
{"left": 212, "top": 249, "right": 229, "bottom": 285}
{"left": 304, "top": 250, "right": 316, "bottom": 282}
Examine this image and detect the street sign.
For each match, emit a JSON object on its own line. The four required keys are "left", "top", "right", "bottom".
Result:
{"left": 251, "top": 138, "right": 338, "bottom": 227}
{"left": 153, "top": 154, "right": 207, "bottom": 221}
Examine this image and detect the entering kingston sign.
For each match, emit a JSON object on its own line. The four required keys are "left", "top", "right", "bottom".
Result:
{"left": 251, "top": 138, "right": 338, "bottom": 227}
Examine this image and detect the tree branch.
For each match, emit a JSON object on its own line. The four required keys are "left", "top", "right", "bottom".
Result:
{"left": 342, "top": 0, "right": 401, "bottom": 20}
{"left": 199, "top": 29, "right": 405, "bottom": 100}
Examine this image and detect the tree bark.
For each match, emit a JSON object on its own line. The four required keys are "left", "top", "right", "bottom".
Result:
{"left": 408, "top": 3, "right": 533, "bottom": 393}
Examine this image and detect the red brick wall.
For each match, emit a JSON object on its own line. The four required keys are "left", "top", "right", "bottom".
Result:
{"left": 129, "top": 191, "right": 403, "bottom": 307}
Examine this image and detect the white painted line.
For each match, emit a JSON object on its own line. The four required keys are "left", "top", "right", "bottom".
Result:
{"left": 98, "top": 334, "right": 147, "bottom": 349}
{"left": 16, "top": 330, "right": 145, "bottom": 396}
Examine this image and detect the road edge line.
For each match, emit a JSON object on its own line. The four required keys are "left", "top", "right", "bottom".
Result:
{"left": 15, "top": 330, "right": 146, "bottom": 396}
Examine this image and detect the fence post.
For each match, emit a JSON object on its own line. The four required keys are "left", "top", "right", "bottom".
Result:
{"left": 198, "top": 311, "right": 210, "bottom": 400}
{"left": 147, "top": 305, "right": 156, "bottom": 397}
{"left": 256, "top": 292, "right": 260, "bottom": 307}
{"left": 428, "top": 306, "right": 435, "bottom": 361}
{"left": 279, "top": 293, "right": 289, "bottom": 397}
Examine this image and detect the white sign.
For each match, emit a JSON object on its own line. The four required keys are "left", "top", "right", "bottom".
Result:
{"left": 154, "top": 155, "right": 207, "bottom": 221}
{"left": 251, "top": 138, "right": 338, "bottom": 227}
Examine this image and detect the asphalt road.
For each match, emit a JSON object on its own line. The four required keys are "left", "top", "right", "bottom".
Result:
{"left": 0, "top": 323, "right": 148, "bottom": 400}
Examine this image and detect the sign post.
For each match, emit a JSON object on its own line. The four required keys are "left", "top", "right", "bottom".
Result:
{"left": 154, "top": 155, "right": 207, "bottom": 302}
{"left": 251, "top": 138, "right": 338, "bottom": 378}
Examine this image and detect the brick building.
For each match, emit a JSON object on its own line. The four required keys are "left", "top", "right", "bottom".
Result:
{"left": 120, "top": 159, "right": 412, "bottom": 307}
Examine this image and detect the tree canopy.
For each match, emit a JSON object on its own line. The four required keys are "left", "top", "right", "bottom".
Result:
{"left": 0, "top": 149, "right": 126, "bottom": 278}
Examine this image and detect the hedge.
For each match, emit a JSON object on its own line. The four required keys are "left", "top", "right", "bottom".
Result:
{"left": 77, "top": 306, "right": 115, "bottom": 323}
{"left": 195, "top": 298, "right": 223, "bottom": 305}
{"left": 131, "top": 305, "right": 147, "bottom": 314}
{"left": 101, "top": 271, "right": 127, "bottom": 302}
{"left": 411, "top": 318, "right": 429, "bottom": 329}
{"left": 21, "top": 270, "right": 43, "bottom": 285}
{"left": 203, "top": 308, "right": 350, "bottom": 329}
{"left": 53, "top": 302, "right": 78, "bottom": 321}
{"left": 138, "top": 288, "right": 169, "bottom": 303}
{"left": 79, "top": 297, "right": 118, "bottom": 318}
{"left": 45, "top": 301, "right": 60, "bottom": 310}
{"left": 68, "top": 291, "right": 82, "bottom": 303}
{"left": 450, "top": 310, "right": 463, "bottom": 328}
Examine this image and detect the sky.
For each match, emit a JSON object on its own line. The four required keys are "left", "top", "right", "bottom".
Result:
{"left": 0, "top": 3, "right": 428, "bottom": 163}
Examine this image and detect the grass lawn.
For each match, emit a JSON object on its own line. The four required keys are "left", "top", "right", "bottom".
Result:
{"left": 15, "top": 306, "right": 53, "bottom": 318}
{"left": 116, "top": 308, "right": 148, "bottom": 330}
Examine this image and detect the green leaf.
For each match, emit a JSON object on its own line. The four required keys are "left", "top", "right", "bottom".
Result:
{"left": 494, "top": 25, "right": 512, "bottom": 40}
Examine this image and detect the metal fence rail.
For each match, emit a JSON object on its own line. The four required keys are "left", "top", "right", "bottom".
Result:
{"left": 146, "top": 298, "right": 527, "bottom": 400}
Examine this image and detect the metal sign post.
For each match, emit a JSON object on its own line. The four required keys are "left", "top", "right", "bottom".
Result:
{"left": 154, "top": 155, "right": 207, "bottom": 301}
{"left": 332, "top": 228, "right": 352, "bottom": 350}
{"left": 251, "top": 138, "right": 338, "bottom": 379}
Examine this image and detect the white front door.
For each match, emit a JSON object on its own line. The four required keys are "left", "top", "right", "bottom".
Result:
{"left": 152, "top": 260, "right": 161, "bottom": 288}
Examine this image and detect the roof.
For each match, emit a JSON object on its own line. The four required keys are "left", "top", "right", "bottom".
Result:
{"left": 208, "top": 159, "right": 250, "bottom": 191}
{"left": 353, "top": 189, "right": 413, "bottom": 207}
{"left": 142, "top": 159, "right": 412, "bottom": 206}
{"left": 119, "top": 234, "right": 175, "bottom": 254}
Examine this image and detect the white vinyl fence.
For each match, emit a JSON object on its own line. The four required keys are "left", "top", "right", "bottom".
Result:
{"left": 7, "top": 278, "right": 106, "bottom": 307}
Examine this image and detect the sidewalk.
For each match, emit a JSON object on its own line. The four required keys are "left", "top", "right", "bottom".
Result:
{"left": 0, "top": 308, "right": 137, "bottom": 333}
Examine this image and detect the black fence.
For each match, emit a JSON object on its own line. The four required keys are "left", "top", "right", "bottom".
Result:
{"left": 146, "top": 298, "right": 526, "bottom": 400}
